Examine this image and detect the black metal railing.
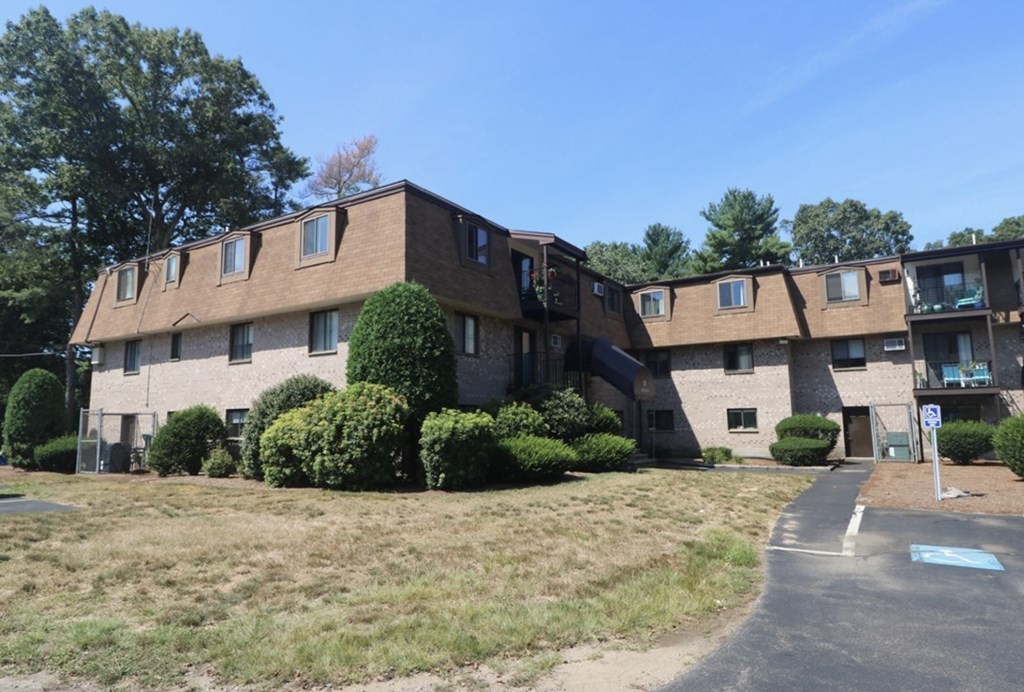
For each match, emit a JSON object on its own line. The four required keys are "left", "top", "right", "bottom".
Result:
{"left": 507, "top": 354, "right": 582, "bottom": 392}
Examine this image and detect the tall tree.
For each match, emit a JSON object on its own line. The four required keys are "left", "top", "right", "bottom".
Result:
{"left": 584, "top": 241, "right": 649, "bottom": 284}
{"left": 992, "top": 215, "right": 1024, "bottom": 240}
{"left": 691, "top": 188, "right": 788, "bottom": 274}
{"left": 308, "top": 134, "right": 382, "bottom": 200}
{"left": 639, "top": 223, "right": 691, "bottom": 279}
{"left": 786, "top": 198, "right": 912, "bottom": 265}
{"left": 924, "top": 227, "right": 987, "bottom": 250}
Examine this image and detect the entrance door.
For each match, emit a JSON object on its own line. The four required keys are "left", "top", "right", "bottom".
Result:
{"left": 513, "top": 327, "right": 536, "bottom": 389}
{"left": 843, "top": 406, "right": 873, "bottom": 458}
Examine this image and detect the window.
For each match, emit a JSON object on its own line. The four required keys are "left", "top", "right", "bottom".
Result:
{"left": 727, "top": 408, "right": 758, "bottom": 431}
{"left": 222, "top": 237, "right": 245, "bottom": 276}
{"left": 718, "top": 280, "right": 746, "bottom": 308}
{"left": 226, "top": 409, "right": 248, "bottom": 438}
{"left": 826, "top": 270, "right": 860, "bottom": 302}
{"left": 170, "top": 333, "right": 181, "bottom": 361}
{"left": 455, "top": 313, "right": 478, "bottom": 355}
{"left": 302, "top": 215, "right": 329, "bottom": 258}
{"left": 640, "top": 289, "right": 665, "bottom": 317}
{"left": 831, "top": 338, "right": 866, "bottom": 369}
{"left": 644, "top": 349, "right": 671, "bottom": 377}
{"left": 606, "top": 285, "right": 622, "bottom": 314}
{"left": 165, "top": 255, "right": 178, "bottom": 284}
{"left": 724, "top": 343, "right": 754, "bottom": 372}
{"left": 466, "top": 224, "right": 489, "bottom": 265}
{"left": 229, "top": 323, "right": 253, "bottom": 362}
{"left": 116, "top": 266, "right": 135, "bottom": 302}
{"left": 309, "top": 310, "right": 338, "bottom": 354}
{"left": 917, "top": 262, "right": 965, "bottom": 307}
{"left": 646, "top": 410, "right": 674, "bottom": 432}
{"left": 124, "top": 339, "right": 141, "bottom": 374}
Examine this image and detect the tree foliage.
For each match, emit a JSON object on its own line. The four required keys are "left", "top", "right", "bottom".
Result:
{"left": 992, "top": 215, "right": 1024, "bottom": 241}
{"left": 924, "top": 227, "right": 987, "bottom": 250}
{"left": 584, "top": 241, "right": 651, "bottom": 284}
{"left": 307, "top": 133, "right": 382, "bottom": 200}
{"left": 584, "top": 223, "right": 691, "bottom": 284}
{"left": 692, "top": 188, "right": 789, "bottom": 273}
{"left": 786, "top": 198, "right": 912, "bottom": 265}
{"left": 2, "top": 368, "right": 66, "bottom": 467}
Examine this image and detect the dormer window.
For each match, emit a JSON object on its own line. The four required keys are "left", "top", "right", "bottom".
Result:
{"left": 718, "top": 279, "right": 746, "bottom": 308}
{"left": 302, "top": 215, "right": 329, "bottom": 258}
{"left": 116, "top": 266, "right": 135, "bottom": 302}
{"left": 640, "top": 289, "right": 666, "bottom": 317}
{"left": 165, "top": 255, "right": 179, "bottom": 284}
{"left": 222, "top": 237, "right": 245, "bottom": 275}
{"left": 826, "top": 269, "right": 860, "bottom": 302}
{"left": 467, "top": 224, "right": 489, "bottom": 265}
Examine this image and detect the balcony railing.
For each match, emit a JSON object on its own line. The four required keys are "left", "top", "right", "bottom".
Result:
{"left": 911, "top": 284, "right": 985, "bottom": 314}
{"left": 508, "top": 353, "right": 582, "bottom": 392}
{"left": 519, "top": 275, "right": 579, "bottom": 316}
{"left": 915, "top": 360, "right": 993, "bottom": 390}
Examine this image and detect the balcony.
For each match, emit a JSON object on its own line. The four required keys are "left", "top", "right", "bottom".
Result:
{"left": 914, "top": 360, "right": 997, "bottom": 393}
{"left": 519, "top": 274, "right": 579, "bottom": 322}
{"left": 508, "top": 353, "right": 583, "bottom": 393}
{"left": 910, "top": 283, "right": 986, "bottom": 316}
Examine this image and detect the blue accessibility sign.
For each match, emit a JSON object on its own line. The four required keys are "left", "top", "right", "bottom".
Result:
{"left": 921, "top": 404, "right": 942, "bottom": 429}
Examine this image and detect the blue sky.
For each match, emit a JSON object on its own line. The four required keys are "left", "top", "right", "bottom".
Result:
{"left": 8, "top": 1, "right": 1024, "bottom": 251}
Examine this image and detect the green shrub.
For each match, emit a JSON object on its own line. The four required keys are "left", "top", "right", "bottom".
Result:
{"left": 536, "top": 388, "right": 590, "bottom": 442}
{"left": 701, "top": 446, "right": 737, "bottom": 465}
{"left": 420, "top": 409, "right": 494, "bottom": 490}
{"left": 993, "top": 415, "right": 1024, "bottom": 479}
{"left": 148, "top": 405, "right": 226, "bottom": 476}
{"left": 505, "top": 383, "right": 561, "bottom": 411}
{"left": 240, "top": 374, "right": 334, "bottom": 480}
{"left": 493, "top": 402, "right": 548, "bottom": 440}
{"left": 203, "top": 445, "right": 236, "bottom": 478}
{"left": 775, "top": 414, "right": 840, "bottom": 454}
{"left": 571, "top": 433, "right": 635, "bottom": 472}
{"left": 259, "top": 409, "right": 311, "bottom": 488}
{"left": 769, "top": 437, "right": 831, "bottom": 466}
{"left": 494, "top": 435, "right": 577, "bottom": 482}
{"left": 2, "top": 368, "right": 66, "bottom": 469}
{"left": 936, "top": 420, "right": 995, "bottom": 465}
{"left": 587, "top": 402, "right": 623, "bottom": 435}
{"left": 33, "top": 435, "right": 79, "bottom": 474}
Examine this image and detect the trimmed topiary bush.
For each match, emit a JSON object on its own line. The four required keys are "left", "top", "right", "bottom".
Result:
{"left": 775, "top": 414, "right": 841, "bottom": 454}
{"left": 993, "top": 415, "right": 1024, "bottom": 479}
{"left": 148, "top": 405, "right": 226, "bottom": 476}
{"left": 203, "top": 445, "right": 236, "bottom": 478}
{"left": 33, "top": 435, "right": 79, "bottom": 474}
{"left": 587, "top": 402, "right": 623, "bottom": 435}
{"left": 571, "top": 433, "right": 635, "bottom": 472}
{"left": 259, "top": 409, "right": 311, "bottom": 488}
{"left": 420, "top": 409, "right": 494, "bottom": 490}
{"left": 240, "top": 374, "right": 334, "bottom": 480}
{"left": 536, "top": 387, "right": 590, "bottom": 442}
{"left": 770, "top": 437, "right": 831, "bottom": 466}
{"left": 493, "top": 402, "right": 548, "bottom": 440}
{"left": 701, "top": 446, "right": 737, "bottom": 465}
{"left": 936, "top": 420, "right": 995, "bottom": 465}
{"left": 494, "top": 435, "right": 577, "bottom": 482}
{"left": 2, "top": 368, "right": 66, "bottom": 469}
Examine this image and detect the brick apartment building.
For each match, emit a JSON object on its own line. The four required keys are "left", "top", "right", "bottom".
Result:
{"left": 71, "top": 181, "right": 1024, "bottom": 463}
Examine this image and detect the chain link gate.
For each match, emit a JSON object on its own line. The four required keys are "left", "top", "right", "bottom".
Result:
{"left": 77, "top": 409, "right": 158, "bottom": 473}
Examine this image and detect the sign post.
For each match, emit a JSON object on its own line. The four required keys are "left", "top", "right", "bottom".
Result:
{"left": 921, "top": 404, "right": 942, "bottom": 502}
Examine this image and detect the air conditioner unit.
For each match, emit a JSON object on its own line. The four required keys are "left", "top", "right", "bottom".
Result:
{"left": 878, "top": 269, "right": 900, "bottom": 283}
{"left": 592, "top": 281, "right": 606, "bottom": 297}
{"left": 883, "top": 337, "right": 906, "bottom": 352}
{"left": 90, "top": 345, "right": 104, "bottom": 366}
{"left": 550, "top": 334, "right": 563, "bottom": 349}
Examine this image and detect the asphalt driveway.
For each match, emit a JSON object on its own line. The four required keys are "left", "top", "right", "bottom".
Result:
{"left": 663, "top": 464, "right": 1024, "bottom": 691}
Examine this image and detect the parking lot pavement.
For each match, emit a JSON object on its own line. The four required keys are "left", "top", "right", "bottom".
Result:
{"left": 0, "top": 495, "right": 74, "bottom": 515}
{"left": 662, "top": 469, "right": 1024, "bottom": 691}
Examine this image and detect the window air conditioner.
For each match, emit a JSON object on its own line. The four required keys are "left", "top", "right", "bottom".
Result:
{"left": 90, "top": 345, "right": 104, "bottom": 365}
{"left": 883, "top": 337, "right": 906, "bottom": 352}
{"left": 878, "top": 269, "right": 900, "bottom": 283}
{"left": 592, "top": 281, "right": 606, "bottom": 297}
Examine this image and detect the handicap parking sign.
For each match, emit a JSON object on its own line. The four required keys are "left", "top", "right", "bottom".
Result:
{"left": 922, "top": 404, "right": 942, "bottom": 429}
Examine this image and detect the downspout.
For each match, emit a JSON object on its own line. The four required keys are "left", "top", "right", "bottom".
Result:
{"left": 575, "top": 257, "right": 583, "bottom": 399}
{"left": 542, "top": 245, "right": 550, "bottom": 385}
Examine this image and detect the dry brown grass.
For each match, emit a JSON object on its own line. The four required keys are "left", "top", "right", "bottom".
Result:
{"left": 0, "top": 467, "right": 809, "bottom": 689}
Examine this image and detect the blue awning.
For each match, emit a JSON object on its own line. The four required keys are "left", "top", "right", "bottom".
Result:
{"left": 567, "top": 338, "right": 655, "bottom": 401}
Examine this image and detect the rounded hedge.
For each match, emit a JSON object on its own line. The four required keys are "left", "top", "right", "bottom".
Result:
{"left": 494, "top": 435, "right": 577, "bottom": 482}
{"left": 536, "top": 387, "right": 590, "bottom": 442}
{"left": 493, "top": 402, "right": 548, "bottom": 440}
{"left": 420, "top": 409, "right": 494, "bottom": 490}
{"left": 935, "top": 420, "right": 995, "bottom": 465}
{"left": 2, "top": 368, "right": 66, "bottom": 469}
{"left": 993, "top": 415, "right": 1024, "bottom": 479}
{"left": 240, "top": 374, "right": 335, "bottom": 480}
{"left": 571, "top": 433, "right": 635, "bottom": 472}
{"left": 701, "top": 446, "right": 737, "bottom": 465}
{"left": 587, "top": 402, "right": 623, "bottom": 435}
{"left": 203, "top": 446, "right": 236, "bottom": 478}
{"left": 259, "top": 408, "right": 311, "bottom": 488}
{"left": 775, "top": 414, "right": 840, "bottom": 454}
{"left": 769, "top": 437, "right": 831, "bottom": 466}
{"left": 33, "top": 435, "right": 79, "bottom": 474}
{"left": 148, "top": 405, "right": 226, "bottom": 476}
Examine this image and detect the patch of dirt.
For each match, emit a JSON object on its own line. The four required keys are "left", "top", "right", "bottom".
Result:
{"left": 859, "top": 460, "right": 1024, "bottom": 514}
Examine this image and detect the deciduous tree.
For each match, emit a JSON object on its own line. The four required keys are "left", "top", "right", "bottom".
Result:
{"left": 992, "top": 215, "right": 1024, "bottom": 241}
{"left": 308, "top": 134, "right": 382, "bottom": 200}
{"left": 786, "top": 198, "right": 912, "bottom": 265}
{"left": 924, "top": 227, "right": 987, "bottom": 250}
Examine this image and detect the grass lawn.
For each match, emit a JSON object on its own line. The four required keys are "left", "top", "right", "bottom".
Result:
{"left": 0, "top": 468, "right": 810, "bottom": 689}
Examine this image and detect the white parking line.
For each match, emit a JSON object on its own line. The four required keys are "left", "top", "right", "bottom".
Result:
{"left": 842, "top": 504, "right": 865, "bottom": 557}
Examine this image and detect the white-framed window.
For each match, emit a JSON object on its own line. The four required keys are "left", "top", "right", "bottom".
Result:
{"left": 226, "top": 409, "right": 248, "bottom": 438}
{"left": 718, "top": 279, "right": 746, "bottom": 308}
{"left": 124, "top": 339, "right": 141, "bottom": 374}
{"left": 467, "top": 224, "right": 489, "bottom": 265}
{"left": 116, "top": 266, "right": 135, "bottom": 302}
{"left": 302, "top": 215, "right": 329, "bottom": 258}
{"left": 455, "top": 313, "right": 479, "bottom": 355}
{"left": 170, "top": 332, "right": 182, "bottom": 361}
{"left": 229, "top": 323, "right": 253, "bottom": 362}
{"left": 831, "top": 338, "right": 866, "bottom": 369}
{"left": 640, "top": 289, "right": 665, "bottom": 317}
{"left": 826, "top": 270, "right": 860, "bottom": 302}
{"left": 222, "top": 237, "right": 246, "bottom": 276}
{"left": 727, "top": 408, "right": 757, "bottom": 431}
{"left": 309, "top": 309, "right": 339, "bottom": 354}
{"left": 606, "top": 285, "right": 622, "bottom": 314}
{"left": 165, "top": 255, "right": 179, "bottom": 284}
{"left": 724, "top": 343, "right": 754, "bottom": 372}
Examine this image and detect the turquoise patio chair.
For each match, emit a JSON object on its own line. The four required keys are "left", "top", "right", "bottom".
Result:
{"left": 970, "top": 364, "right": 991, "bottom": 386}
{"left": 942, "top": 364, "right": 963, "bottom": 387}
{"left": 955, "top": 284, "right": 984, "bottom": 310}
